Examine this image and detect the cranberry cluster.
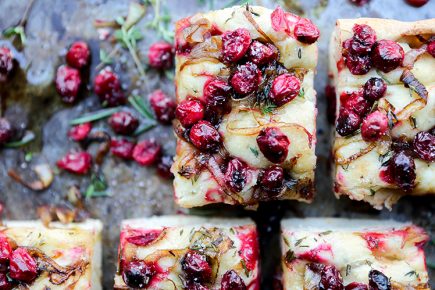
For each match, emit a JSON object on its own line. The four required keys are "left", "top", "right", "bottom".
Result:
{"left": 0, "top": 46, "right": 15, "bottom": 82}
{"left": 342, "top": 24, "right": 404, "bottom": 75}
{"left": 0, "top": 235, "right": 39, "bottom": 289}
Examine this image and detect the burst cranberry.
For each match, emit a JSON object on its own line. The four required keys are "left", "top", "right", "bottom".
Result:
{"left": 149, "top": 90, "right": 176, "bottom": 125}
{"left": 344, "top": 53, "right": 372, "bottom": 75}
{"left": 0, "top": 118, "right": 13, "bottom": 145}
{"left": 389, "top": 151, "right": 416, "bottom": 191}
{"left": 181, "top": 250, "right": 212, "bottom": 283}
{"left": 372, "top": 40, "right": 404, "bottom": 73}
{"left": 9, "top": 248, "right": 37, "bottom": 283}
{"left": 413, "top": 131, "right": 435, "bottom": 161}
{"left": 247, "top": 41, "right": 278, "bottom": 65}
{"left": 363, "top": 77, "right": 387, "bottom": 101}
{"left": 66, "top": 41, "right": 90, "bottom": 69}
{"left": 189, "top": 120, "right": 221, "bottom": 152}
{"left": 427, "top": 40, "right": 435, "bottom": 58}
{"left": 0, "top": 273, "right": 13, "bottom": 290}
{"left": 203, "top": 79, "right": 232, "bottom": 108}
{"left": 341, "top": 90, "right": 371, "bottom": 117}
{"left": 148, "top": 42, "right": 174, "bottom": 70}
{"left": 94, "top": 68, "right": 125, "bottom": 107}
{"left": 294, "top": 18, "right": 320, "bottom": 44}
{"left": 351, "top": 24, "right": 377, "bottom": 55}
{"left": 405, "top": 0, "right": 429, "bottom": 7}
{"left": 55, "top": 65, "right": 82, "bottom": 104}
{"left": 110, "top": 139, "right": 135, "bottom": 159}
{"left": 68, "top": 122, "right": 92, "bottom": 141}
{"left": 349, "top": 0, "right": 370, "bottom": 6}
{"left": 0, "top": 47, "right": 14, "bottom": 82}
{"left": 222, "top": 28, "right": 251, "bottom": 63}
{"left": 259, "top": 165, "right": 284, "bottom": 195}
{"left": 157, "top": 155, "right": 174, "bottom": 179}
{"left": 257, "top": 127, "right": 290, "bottom": 163}
{"left": 221, "top": 270, "right": 246, "bottom": 290}
{"left": 0, "top": 235, "right": 11, "bottom": 270}
{"left": 132, "top": 140, "right": 162, "bottom": 166}
{"left": 361, "top": 111, "right": 388, "bottom": 142}
{"left": 345, "top": 282, "right": 368, "bottom": 290}
{"left": 122, "top": 260, "right": 155, "bottom": 288}
{"left": 368, "top": 270, "right": 391, "bottom": 290}
{"left": 270, "top": 74, "right": 301, "bottom": 107}
{"left": 176, "top": 100, "right": 204, "bottom": 127}
{"left": 224, "top": 158, "right": 249, "bottom": 193}
{"left": 319, "top": 265, "right": 344, "bottom": 290}
{"left": 230, "top": 63, "right": 261, "bottom": 96}
{"left": 57, "top": 151, "right": 92, "bottom": 174}
{"left": 336, "top": 108, "right": 362, "bottom": 136}
{"left": 109, "top": 111, "right": 139, "bottom": 135}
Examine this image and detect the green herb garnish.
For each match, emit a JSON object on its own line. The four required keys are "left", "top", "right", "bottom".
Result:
{"left": 70, "top": 107, "right": 120, "bottom": 125}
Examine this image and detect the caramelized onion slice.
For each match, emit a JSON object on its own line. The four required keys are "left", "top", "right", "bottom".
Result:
{"left": 400, "top": 69, "right": 428, "bottom": 101}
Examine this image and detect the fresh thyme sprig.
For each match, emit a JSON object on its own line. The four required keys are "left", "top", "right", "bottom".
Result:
{"left": 145, "top": 0, "right": 174, "bottom": 43}
{"left": 128, "top": 95, "right": 156, "bottom": 120}
{"left": 2, "top": 0, "right": 35, "bottom": 47}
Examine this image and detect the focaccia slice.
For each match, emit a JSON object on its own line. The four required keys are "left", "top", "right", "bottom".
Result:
{"left": 329, "top": 18, "right": 435, "bottom": 209}
{"left": 114, "top": 216, "right": 259, "bottom": 289}
{"left": 172, "top": 5, "right": 319, "bottom": 208}
{"left": 0, "top": 219, "right": 102, "bottom": 289}
{"left": 281, "top": 218, "right": 430, "bottom": 290}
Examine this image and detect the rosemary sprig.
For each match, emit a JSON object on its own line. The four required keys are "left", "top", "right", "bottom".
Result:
{"left": 128, "top": 95, "right": 155, "bottom": 120}
{"left": 2, "top": 0, "right": 35, "bottom": 46}
{"left": 4, "top": 131, "right": 35, "bottom": 148}
{"left": 70, "top": 108, "right": 120, "bottom": 125}
{"left": 134, "top": 122, "right": 156, "bottom": 135}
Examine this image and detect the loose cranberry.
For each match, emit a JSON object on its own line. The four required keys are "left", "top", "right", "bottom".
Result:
{"left": 0, "top": 47, "right": 14, "bottom": 82}
{"left": 189, "top": 120, "right": 221, "bottom": 152}
{"left": 0, "top": 273, "right": 13, "bottom": 290}
{"left": 340, "top": 90, "right": 371, "bottom": 117}
{"left": 109, "top": 111, "right": 139, "bottom": 135}
{"left": 222, "top": 28, "right": 251, "bottom": 63}
{"left": 122, "top": 260, "right": 155, "bottom": 288}
{"left": 405, "top": 0, "right": 429, "bottom": 7}
{"left": 350, "top": 24, "right": 377, "bottom": 55}
{"left": 94, "top": 68, "right": 125, "bottom": 107}
{"left": 368, "top": 270, "right": 391, "bottom": 290}
{"left": 259, "top": 166, "right": 284, "bottom": 195}
{"left": 336, "top": 108, "right": 362, "bottom": 136}
{"left": 389, "top": 151, "right": 416, "bottom": 191}
{"left": 0, "top": 118, "right": 13, "bottom": 145}
{"left": 224, "top": 158, "right": 249, "bottom": 193}
{"left": 257, "top": 127, "right": 290, "bottom": 163}
{"left": 372, "top": 40, "right": 404, "bottom": 73}
{"left": 9, "top": 248, "right": 38, "bottom": 283}
{"left": 132, "top": 140, "right": 162, "bottom": 166}
{"left": 0, "top": 235, "right": 11, "bottom": 270}
{"left": 176, "top": 100, "right": 204, "bottom": 127}
{"left": 319, "top": 265, "right": 344, "bottom": 290}
{"left": 363, "top": 78, "right": 387, "bottom": 101}
{"left": 345, "top": 282, "right": 368, "bottom": 290}
{"left": 57, "top": 151, "right": 92, "bottom": 174}
{"left": 55, "top": 65, "right": 82, "bottom": 104}
{"left": 148, "top": 42, "right": 174, "bottom": 70}
{"left": 157, "top": 155, "right": 174, "bottom": 179}
{"left": 181, "top": 250, "right": 212, "bottom": 283}
{"left": 349, "top": 0, "right": 371, "bottom": 6}
{"left": 68, "top": 122, "right": 92, "bottom": 141}
{"left": 361, "top": 111, "right": 388, "bottom": 142}
{"left": 427, "top": 40, "right": 435, "bottom": 58}
{"left": 247, "top": 41, "right": 278, "bottom": 65}
{"left": 149, "top": 90, "right": 176, "bottom": 125}
{"left": 294, "top": 18, "right": 320, "bottom": 44}
{"left": 230, "top": 62, "right": 261, "bottom": 96}
{"left": 203, "top": 79, "right": 232, "bottom": 108}
{"left": 221, "top": 270, "right": 246, "bottom": 290}
{"left": 413, "top": 131, "right": 435, "bottom": 161}
{"left": 66, "top": 41, "right": 90, "bottom": 69}
{"left": 270, "top": 74, "right": 301, "bottom": 107}
{"left": 344, "top": 53, "right": 372, "bottom": 75}
{"left": 110, "top": 139, "right": 135, "bottom": 159}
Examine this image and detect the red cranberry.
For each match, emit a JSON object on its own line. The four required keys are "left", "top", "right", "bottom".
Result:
{"left": 9, "top": 248, "right": 37, "bottom": 283}
{"left": 157, "top": 155, "right": 174, "bottom": 179}
{"left": 224, "top": 158, "right": 249, "bottom": 193}
{"left": 247, "top": 41, "right": 278, "bottom": 65}
{"left": 222, "top": 28, "right": 251, "bottom": 63}
{"left": 0, "top": 47, "right": 14, "bottom": 82}
{"left": 336, "top": 108, "right": 362, "bottom": 136}
{"left": 66, "top": 41, "right": 90, "bottom": 69}
{"left": 109, "top": 111, "right": 139, "bottom": 135}
{"left": 319, "top": 265, "right": 344, "bottom": 290}
{"left": 340, "top": 90, "right": 371, "bottom": 117}
{"left": 57, "top": 151, "right": 92, "bottom": 174}
{"left": 181, "top": 250, "right": 212, "bottom": 283}
{"left": 350, "top": 24, "right": 377, "bottom": 55}
{"left": 363, "top": 77, "right": 387, "bottom": 101}
{"left": 372, "top": 40, "right": 404, "bottom": 73}
{"left": 0, "top": 118, "right": 13, "bottom": 145}
{"left": 361, "top": 111, "right": 388, "bottom": 142}
{"left": 68, "top": 122, "right": 92, "bottom": 141}
{"left": 55, "top": 65, "right": 82, "bottom": 104}
{"left": 94, "top": 68, "right": 126, "bottom": 107}
{"left": 368, "top": 269, "right": 391, "bottom": 290}
{"left": 230, "top": 62, "right": 261, "bottom": 96}
{"left": 405, "top": 0, "right": 429, "bottom": 7}
{"left": 149, "top": 90, "right": 176, "bottom": 125}
{"left": 122, "top": 260, "right": 155, "bottom": 288}
{"left": 110, "top": 139, "right": 135, "bottom": 159}
{"left": 345, "top": 282, "right": 368, "bottom": 290}
{"left": 427, "top": 40, "right": 435, "bottom": 58}
{"left": 176, "top": 100, "right": 204, "bottom": 127}
{"left": 148, "top": 42, "right": 174, "bottom": 70}
{"left": 390, "top": 151, "right": 416, "bottom": 191}
{"left": 270, "top": 74, "right": 301, "bottom": 107}
{"left": 257, "top": 127, "right": 290, "bottom": 163}
{"left": 203, "top": 79, "right": 232, "bottom": 108}
{"left": 259, "top": 166, "right": 284, "bottom": 196}
{"left": 343, "top": 53, "right": 372, "bottom": 75}
{"left": 221, "top": 270, "right": 246, "bottom": 290}
{"left": 189, "top": 283, "right": 210, "bottom": 290}
{"left": 132, "top": 140, "right": 162, "bottom": 166}
{"left": 0, "top": 235, "right": 11, "bottom": 269}
{"left": 349, "top": 0, "right": 371, "bottom": 6}
{"left": 189, "top": 120, "right": 221, "bottom": 152}
{"left": 0, "top": 273, "right": 13, "bottom": 290}
{"left": 413, "top": 131, "right": 435, "bottom": 161}
{"left": 294, "top": 18, "right": 320, "bottom": 44}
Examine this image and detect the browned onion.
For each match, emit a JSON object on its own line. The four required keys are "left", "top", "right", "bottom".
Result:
{"left": 243, "top": 9, "right": 273, "bottom": 43}
{"left": 336, "top": 143, "right": 376, "bottom": 165}
{"left": 403, "top": 45, "right": 427, "bottom": 69}
{"left": 400, "top": 69, "right": 428, "bottom": 101}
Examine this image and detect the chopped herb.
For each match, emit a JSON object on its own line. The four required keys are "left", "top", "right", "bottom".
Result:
{"left": 285, "top": 250, "right": 296, "bottom": 263}
{"left": 180, "top": 229, "right": 184, "bottom": 236}
{"left": 405, "top": 270, "right": 419, "bottom": 279}
{"left": 230, "top": 228, "right": 236, "bottom": 234}
{"left": 4, "top": 131, "right": 35, "bottom": 148}
{"left": 249, "top": 147, "right": 259, "bottom": 158}
{"left": 295, "top": 237, "right": 306, "bottom": 246}
{"left": 346, "top": 264, "right": 351, "bottom": 276}
{"left": 298, "top": 48, "right": 302, "bottom": 59}
{"left": 379, "top": 151, "right": 392, "bottom": 167}
{"left": 409, "top": 116, "right": 417, "bottom": 129}
{"left": 366, "top": 260, "right": 373, "bottom": 267}
{"left": 369, "top": 188, "right": 376, "bottom": 196}
{"left": 319, "top": 230, "right": 332, "bottom": 236}
{"left": 85, "top": 172, "right": 109, "bottom": 198}
{"left": 241, "top": 259, "right": 250, "bottom": 276}
{"left": 128, "top": 95, "right": 155, "bottom": 120}
{"left": 283, "top": 237, "right": 290, "bottom": 247}
{"left": 70, "top": 108, "right": 120, "bottom": 125}
{"left": 341, "top": 164, "right": 350, "bottom": 171}
{"left": 298, "top": 88, "right": 305, "bottom": 98}
{"left": 261, "top": 102, "right": 277, "bottom": 115}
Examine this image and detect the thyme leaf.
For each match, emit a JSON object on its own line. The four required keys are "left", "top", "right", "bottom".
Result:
{"left": 249, "top": 147, "right": 259, "bottom": 157}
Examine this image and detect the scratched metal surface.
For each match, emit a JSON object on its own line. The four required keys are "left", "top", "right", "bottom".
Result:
{"left": 0, "top": 0, "right": 434, "bottom": 289}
